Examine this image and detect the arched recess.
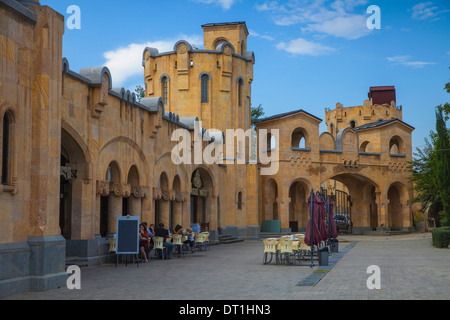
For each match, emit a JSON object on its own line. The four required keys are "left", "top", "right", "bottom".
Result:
{"left": 99, "top": 136, "right": 149, "bottom": 180}
{"left": 291, "top": 127, "right": 309, "bottom": 149}
{"left": 191, "top": 167, "right": 215, "bottom": 231}
{"left": 387, "top": 181, "right": 409, "bottom": 228}
{"left": 264, "top": 178, "right": 278, "bottom": 221}
{"left": 288, "top": 179, "right": 311, "bottom": 231}
{"left": 60, "top": 127, "right": 90, "bottom": 240}
{"left": 126, "top": 165, "right": 141, "bottom": 218}
{"left": 360, "top": 140, "right": 374, "bottom": 153}
{"left": 100, "top": 161, "right": 122, "bottom": 237}
{"left": 389, "top": 135, "right": 404, "bottom": 155}
{"left": 321, "top": 173, "right": 379, "bottom": 232}
{"left": 155, "top": 171, "right": 169, "bottom": 228}
{"left": 171, "top": 175, "right": 182, "bottom": 230}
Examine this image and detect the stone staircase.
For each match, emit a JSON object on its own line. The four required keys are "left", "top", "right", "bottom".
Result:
{"left": 258, "top": 231, "right": 292, "bottom": 239}
{"left": 218, "top": 234, "right": 244, "bottom": 244}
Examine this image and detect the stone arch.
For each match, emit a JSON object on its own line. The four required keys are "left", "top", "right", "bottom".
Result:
{"left": 360, "top": 140, "right": 374, "bottom": 153}
{"left": 319, "top": 132, "right": 335, "bottom": 150}
{"left": 190, "top": 166, "right": 215, "bottom": 230}
{"left": 337, "top": 127, "right": 359, "bottom": 155}
{"left": 99, "top": 136, "right": 149, "bottom": 181}
{"left": 264, "top": 178, "right": 278, "bottom": 221}
{"left": 60, "top": 127, "right": 90, "bottom": 240}
{"left": 288, "top": 178, "right": 312, "bottom": 231}
{"left": 126, "top": 165, "right": 141, "bottom": 217}
{"left": 389, "top": 135, "right": 404, "bottom": 155}
{"left": 387, "top": 181, "right": 409, "bottom": 228}
{"left": 321, "top": 173, "right": 380, "bottom": 232}
{"left": 291, "top": 127, "right": 310, "bottom": 149}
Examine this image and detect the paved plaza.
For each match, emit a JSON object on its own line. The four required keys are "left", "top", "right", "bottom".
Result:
{"left": 2, "top": 233, "right": 449, "bottom": 300}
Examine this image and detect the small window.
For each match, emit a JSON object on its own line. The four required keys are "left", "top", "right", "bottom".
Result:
{"left": 237, "top": 192, "right": 242, "bottom": 210}
{"left": 238, "top": 78, "right": 244, "bottom": 107}
{"left": 350, "top": 120, "right": 356, "bottom": 128}
{"left": 201, "top": 74, "right": 209, "bottom": 103}
{"left": 1, "top": 112, "right": 12, "bottom": 185}
{"left": 161, "top": 76, "right": 168, "bottom": 106}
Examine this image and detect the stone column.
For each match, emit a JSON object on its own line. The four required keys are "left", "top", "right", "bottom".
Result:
{"left": 277, "top": 197, "right": 291, "bottom": 232}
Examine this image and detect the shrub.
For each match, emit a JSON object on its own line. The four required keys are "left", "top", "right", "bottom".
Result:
{"left": 432, "top": 227, "right": 450, "bottom": 248}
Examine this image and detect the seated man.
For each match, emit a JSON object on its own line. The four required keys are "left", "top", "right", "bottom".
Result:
{"left": 154, "top": 223, "right": 174, "bottom": 259}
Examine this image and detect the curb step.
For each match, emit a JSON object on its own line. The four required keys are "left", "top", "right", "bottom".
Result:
{"left": 218, "top": 234, "right": 244, "bottom": 244}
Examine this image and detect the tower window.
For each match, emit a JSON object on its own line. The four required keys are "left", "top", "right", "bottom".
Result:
{"left": 1, "top": 112, "right": 12, "bottom": 185}
{"left": 161, "top": 76, "right": 168, "bottom": 106}
{"left": 201, "top": 74, "right": 209, "bottom": 103}
{"left": 238, "top": 78, "right": 244, "bottom": 107}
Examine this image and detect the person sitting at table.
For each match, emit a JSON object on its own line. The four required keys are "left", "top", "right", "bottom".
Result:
{"left": 154, "top": 223, "right": 174, "bottom": 259}
{"left": 143, "top": 222, "right": 154, "bottom": 258}
{"left": 183, "top": 227, "right": 195, "bottom": 254}
{"left": 172, "top": 224, "right": 185, "bottom": 253}
{"left": 137, "top": 223, "right": 149, "bottom": 263}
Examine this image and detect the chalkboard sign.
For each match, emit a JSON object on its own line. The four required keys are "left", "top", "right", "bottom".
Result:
{"left": 116, "top": 216, "right": 139, "bottom": 254}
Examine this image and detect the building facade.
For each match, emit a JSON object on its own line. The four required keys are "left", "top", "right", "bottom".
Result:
{"left": 0, "top": 0, "right": 415, "bottom": 297}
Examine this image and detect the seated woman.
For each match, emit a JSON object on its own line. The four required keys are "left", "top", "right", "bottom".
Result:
{"left": 137, "top": 223, "right": 150, "bottom": 262}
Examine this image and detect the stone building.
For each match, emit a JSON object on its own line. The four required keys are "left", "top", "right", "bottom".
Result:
{"left": 0, "top": 0, "right": 415, "bottom": 297}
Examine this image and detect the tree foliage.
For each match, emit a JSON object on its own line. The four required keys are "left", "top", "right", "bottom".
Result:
{"left": 135, "top": 85, "right": 145, "bottom": 102}
{"left": 251, "top": 104, "right": 265, "bottom": 128}
{"left": 435, "top": 108, "right": 450, "bottom": 226}
{"left": 410, "top": 67, "right": 450, "bottom": 226}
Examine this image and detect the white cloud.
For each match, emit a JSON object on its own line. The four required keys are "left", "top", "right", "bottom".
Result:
{"left": 194, "top": 0, "right": 237, "bottom": 10}
{"left": 387, "top": 55, "right": 436, "bottom": 68}
{"left": 249, "top": 29, "right": 275, "bottom": 41}
{"left": 411, "top": 2, "right": 439, "bottom": 20}
{"left": 277, "top": 38, "right": 335, "bottom": 56}
{"left": 301, "top": 14, "right": 370, "bottom": 40}
{"left": 103, "top": 35, "right": 203, "bottom": 86}
{"left": 255, "top": 0, "right": 372, "bottom": 40}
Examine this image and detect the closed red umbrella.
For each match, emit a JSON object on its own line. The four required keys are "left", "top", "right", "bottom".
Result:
{"left": 305, "top": 193, "right": 322, "bottom": 246}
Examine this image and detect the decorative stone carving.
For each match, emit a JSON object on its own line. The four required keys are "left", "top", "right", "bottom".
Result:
{"left": 96, "top": 180, "right": 110, "bottom": 196}
{"left": 122, "top": 184, "right": 131, "bottom": 198}
{"left": 162, "top": 189, "right": 171, "bottom": 201}
{"left": 177, "top": 43, "right": 187, "bottom": 54}
{"left": 153, "top": 187, "right": 162, "bottom": 200}
{"left": 132, "top": 185, "right": 150, "bottom": 198}
{"left": 223, "top": 45, "right": 232, "bottom": 56}
{"left": 110, "top": 183, "right": 131, "bottom": 197}
{"left": 192, "top": 170, "right": 202, "bottom": 189}
{"left": 175, "top": 191, "right": 188, "bottom": 202}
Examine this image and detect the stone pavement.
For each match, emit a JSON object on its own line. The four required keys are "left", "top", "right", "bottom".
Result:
{"left": 2, "top": 233, "right": 449, "bottom": 300}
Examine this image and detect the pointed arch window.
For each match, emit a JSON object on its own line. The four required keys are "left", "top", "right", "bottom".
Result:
{"left": 201, "top": 74, "right": 209, "bottom": 103}
{"left": 1, "top": 111, "right": 12, "bottom": 185}
{"left": 161, "top": 76, "right": 169, "bottom": 106}
{"left": 238, "top": 78, "right": 244, "bottom": 107}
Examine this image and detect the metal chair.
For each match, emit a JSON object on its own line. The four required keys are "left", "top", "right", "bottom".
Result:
{"left": 277, "top": 238, "right": 294, "bottom": 265}
{"left": 262, "top": 238, "right": 278, "bottom": 265}
{"left": 172, "top": 234, "right": 184, "bottom": 256}
{"left": 194, "top": 233, "right": 206, "bottom": 251}
{"left": 153, "top": 236, "right": 167, "bottom": 259}
{"left": 201, "top": 231, "right": 210, "bottom": 251}
{"left": 108, "top": 238, "right": 116, "bottom": 253}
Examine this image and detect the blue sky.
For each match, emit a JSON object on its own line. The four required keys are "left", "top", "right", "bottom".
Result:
{"left": 41, "top": 0, "right": 450, "bottom": 150}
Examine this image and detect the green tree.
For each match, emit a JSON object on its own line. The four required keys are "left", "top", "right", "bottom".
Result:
{"left": 251, "top": 104, "right": 265, "bottom": 128}
{"left": 135, "top": 85, "right": 145, "bottom": 102}
{"left": 439, "top": 67, "right": 450, "bottom": 121}
{"left": 410, "top": 132, "right": 442, "bottom": 222}
{"left": 435, "top": 108, "right": 450, "bottom": 226}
